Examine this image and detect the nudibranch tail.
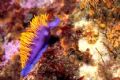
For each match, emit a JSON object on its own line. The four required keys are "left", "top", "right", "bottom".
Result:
{"left": 21, "top": 44, "right": 48, "bottom": 77}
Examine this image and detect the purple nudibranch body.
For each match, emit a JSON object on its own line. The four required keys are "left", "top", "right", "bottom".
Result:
{"left": 21, "top": 17, "right": 60, "bottom": 77}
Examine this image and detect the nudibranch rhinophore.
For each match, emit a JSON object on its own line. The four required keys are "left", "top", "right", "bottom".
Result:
{"left": 20, "top": 14, "right": 60, "bottom": 77}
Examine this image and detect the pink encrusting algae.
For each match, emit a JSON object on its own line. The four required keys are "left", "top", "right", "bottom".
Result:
{"left": 0, "top": 40, "right": 20, "bottom": 66}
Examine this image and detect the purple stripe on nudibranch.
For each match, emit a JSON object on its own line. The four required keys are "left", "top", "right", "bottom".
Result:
{"left": 20, "top": 16, "right": 60, "bottom": 77}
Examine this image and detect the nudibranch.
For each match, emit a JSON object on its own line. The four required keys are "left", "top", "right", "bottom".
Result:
{"left": 20, "top": 13, "right": 60, "bottom": 77}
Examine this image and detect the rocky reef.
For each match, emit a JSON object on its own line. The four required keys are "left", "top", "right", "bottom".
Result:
{"left": 0, "top": 0, "right": 120, "bottom": 80}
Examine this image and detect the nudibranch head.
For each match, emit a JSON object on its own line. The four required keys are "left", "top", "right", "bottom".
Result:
{"left": 20, "top": 13, "right": 49, "bottom": 68}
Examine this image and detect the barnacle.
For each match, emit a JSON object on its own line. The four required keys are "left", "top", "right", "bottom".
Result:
{"left": 20, "top": 14, "right": 49, "bottom": 68}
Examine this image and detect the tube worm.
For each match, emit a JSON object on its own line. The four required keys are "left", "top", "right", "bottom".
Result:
{"left": 20, "top": 13, "right": 60, "bottom": 77}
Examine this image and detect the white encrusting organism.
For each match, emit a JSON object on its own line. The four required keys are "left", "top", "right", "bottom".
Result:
{"left": 74, "top": 19, "right": 110, "bottom": 80}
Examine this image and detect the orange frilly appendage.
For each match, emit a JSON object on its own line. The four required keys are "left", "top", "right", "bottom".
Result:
{"left": 20, "top": 13, "right": 49, "bottom": 68}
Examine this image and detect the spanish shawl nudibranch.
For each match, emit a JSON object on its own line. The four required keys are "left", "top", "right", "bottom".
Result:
{"left": 20, "top": 13, "right": 60, "bottom": 77}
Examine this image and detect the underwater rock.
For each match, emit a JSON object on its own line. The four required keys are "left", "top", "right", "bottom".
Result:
{"left": 20, "top": 0, "right": 55, "bottom": 9}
